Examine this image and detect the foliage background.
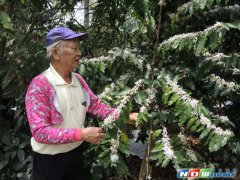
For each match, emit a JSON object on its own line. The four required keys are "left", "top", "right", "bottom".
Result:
{"left": 0, "top": 0, "right": 240, "bottom": 179}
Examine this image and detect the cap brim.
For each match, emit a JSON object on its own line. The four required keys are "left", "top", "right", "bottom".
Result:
{"left": 64, "top": 33, "right": 88, "bottom": 41}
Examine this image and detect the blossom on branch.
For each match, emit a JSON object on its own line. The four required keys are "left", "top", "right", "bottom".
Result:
{"left": 161, "top": 126, "right": 176, "bottom": 160}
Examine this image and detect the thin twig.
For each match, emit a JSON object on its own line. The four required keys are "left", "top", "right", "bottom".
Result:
{"left": 139, "top": 1, "right": 166, "bottom": 180}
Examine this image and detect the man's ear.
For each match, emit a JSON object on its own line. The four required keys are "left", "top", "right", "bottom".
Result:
{"left": 51, "top": 48, "right": 60, "bottom": 60}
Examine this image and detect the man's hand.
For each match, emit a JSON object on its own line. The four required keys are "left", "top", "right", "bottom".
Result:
{"left": 127, "top": 112, "right": 139, "bottom": 125}
{"left": 82, "top": 127, "right": 105, "bottom": 144}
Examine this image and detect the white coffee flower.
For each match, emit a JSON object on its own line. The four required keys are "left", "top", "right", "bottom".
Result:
{"left": 110, "top": 154, "right": 119, "bottom": 165}
{"left": 161, "top": 126, "right": 176, "bottom": 160}
{"left": 186, "top": 149, "right": 198, "bottom": 162}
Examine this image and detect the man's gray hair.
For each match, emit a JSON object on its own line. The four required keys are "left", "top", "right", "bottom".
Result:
{"left": 46, "top": 40, "right": 62, "bottom": 59}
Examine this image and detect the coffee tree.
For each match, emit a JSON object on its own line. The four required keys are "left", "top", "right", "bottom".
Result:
{"left": 79, "top": 0, "right": 240, "bottom": 179}
{"left": 1, "top": 0, "right": 240, "bottom": 179}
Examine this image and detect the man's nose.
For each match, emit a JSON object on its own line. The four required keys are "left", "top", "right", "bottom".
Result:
{"left": 77, "top": 49, "right": 82, "bottom": 58}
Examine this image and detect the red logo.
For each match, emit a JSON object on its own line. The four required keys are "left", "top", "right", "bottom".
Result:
{"left": 188, "top": 169, "right": 200, "bottom": 177}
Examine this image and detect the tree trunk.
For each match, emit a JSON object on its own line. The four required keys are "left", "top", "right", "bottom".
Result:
{"left": 84, "top": 0, "right": 90, "bottom": 29}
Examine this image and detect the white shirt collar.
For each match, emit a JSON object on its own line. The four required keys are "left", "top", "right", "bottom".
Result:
{"left": 48, "top": 63, "right": 78, "bottom": 87}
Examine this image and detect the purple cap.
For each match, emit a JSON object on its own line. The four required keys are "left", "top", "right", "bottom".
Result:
{"left": 46, "top": 27, "right": 88, "bottom": 47}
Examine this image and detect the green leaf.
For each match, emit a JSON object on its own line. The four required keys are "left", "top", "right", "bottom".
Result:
{"left": 121, "top": 132, "right": 129, "bottom": 145}
{"left": 207, "top": 0, "right": 215, "bottom": 8}
{"left": 190, "top": 121, "right": 201, "bottom": 132}
{"left": 162, "top": 157, "right": 170, "bottom": 167}
{"left": 221, "top": 136, "right": 229, "bottom": 147}
{"left": 199, "top": 0, "right": 207, "bottom": 9}
{"left": 153, "top": 153, "right": 165, "bottom": 166}
{"left": 209, "top": 31, "right": 221, "bottom": 51}
{"left": 136, "top": 113, "right": 143, "bottom": 125}
{"left": 168, "top": 93, "right": 180, "bottom": 106}
{"left": 98, "top": 149, "right": 110, "bottom": 159}
{"left": 153, "top": 142, "right": 164, "bottom": 152}
{"left": 205, "top": 130, "right": 215, "bottom": 144}
{"left": 107, "top": 128, "right": 118, "bottom": 139}
{"left": 99, "top": 63, "right": 105, "bottom": 73}
{"left": 197, "top": 105, "right": 209, "bottom": 115}
{"left": 152, "top": 129, "right": 162, "bottom": 139}
{"left": 141, "top": 112, "right": 148, "bottom": 122}
{"left": 162, "top": 87, "right": 173, "bottom": 105}
{"left": 209, "top": 135, "right": 221, "bottom": 152}
{"left": 174, "top": 151, "right": 186, "bottom": 163}
{"left": 0, "top": 10, "right": 13, "bottom": 30}
{"left": 0, "top": 0, "right": 5, "bottom": 4}
{"left": 0, "top": 160, "right": 8, "bottom": 170}
{"left": 17, "top": 149, "right": 25, "bottom": 162}
{"left": 179, "top": 114, "right": 189, "bottom": 125}
{"left": 32, "top": 0, "right": 43, "bottom": 11}
{"left": 133, "top": 0, "right": 148, "bottom": 18}
{"left": 225, "top": 22, "right": 240, "bottom": 30}
{"left": 2, "top": 133, "right": 11, "bottom": 145}
{"left": 196, "top": 125, "right": 205, "bottom": 132}
{"left": 14, "top": 162, "right": 25, "bottom": 171}
{"left": 216, "top": 0, "right": 222, "bottom": 5}
{"left": 134, "top": 93, "right": 142, "bottom": 104}
{"left": 220, "top": 88, "right": 231, "bottom": 96}
{"left": 195, "top": 35, "right": 207, "bottom": 55}
{"left": 116, "top": 155, "right": 128, "bottom": 175}
{"left": 136, "top": 91, "right": 148, "bottom": 105}
{"left": 199, "top": 128, "right": 211, "bottom": 139}
{"left": 186, "top": 117, "right": 197, "bottom": 129}
{"left": 185, "top": 78, "right": 195, "bottom": 91}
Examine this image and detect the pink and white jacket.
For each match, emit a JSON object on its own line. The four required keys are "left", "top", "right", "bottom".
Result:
{"left": 25, "top": 73, "right": 118, "bottom": 144}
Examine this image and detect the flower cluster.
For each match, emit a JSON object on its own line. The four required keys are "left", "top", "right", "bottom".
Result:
{"left": 204, "top": 22, "right": 223, "bottom": 32}
{"left": 232, "top": 68, "right": 240, "bottom": 75}
{"left": 199, "top": 114, "right": 233, "bottom": 136}
{"left": 98, "top": 73, "right": 131, "bottom": 99}
{"left": 210, "top": 74, "right": 237, "bottom": 91}
{"left": 116, "top": 79, "right": 143, "bottom": 111}
{"left": 103, "top": 80, "right": 144, "bottom": 167}
{"left": 178, "top": 131, "right": 198, "bottom": 162}
{"left": 161, "top": 126, "right": 176, "bottom": 160}
{"left": 159, "top": 72, "right": 233, "bottom": 138}
{"left": 145, "top": 63, "right": 152, "bottom": 78}
{"left": 110, "top": 129, "right": 121, "bottom": 167}
{"left": 140, "top": 88, "right": 157, "bottom": 112}
{"left": 219, "top": 115, "right": 230, "bottom": 123}
{"left": 209, "top": 4, "right": 240, "bottom": 14}
{"left": 186, "top": 149, "right": 198, "bottom": 162}
{"left": 146, "top": 64, "right": 151, "bottom": 72}
{"left": 98, "top": 83, "right": 117, "bottom": 99}
{"left": 102, "top": 79, "right": 143, "bottom": 128}
{"left": 160, "top": 22, "right": 224, "bottom": 46}
{"left": 103, "top": 109, "right": 121, "bottom": 127}
{"left": 177, "top": 0, "right": 200, "bottom": 13}
{"left": 204, "top": 52, "right": 229, "bottom": 66}
{"left": 164, "top": 75, "right": 199, "bottom": 108}
{"left": 161, "top": 32, "right": 197, "bottom": 46}
{"left": 81, "top": 56, "right": 111, "bottom": 64}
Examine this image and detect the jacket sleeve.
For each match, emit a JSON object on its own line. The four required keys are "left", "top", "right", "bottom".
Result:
{"left": 25, "top": 77, "right": 77, "bottom": 144}
{"left": 76, "top": 74, "right": 120, "bottom": 120}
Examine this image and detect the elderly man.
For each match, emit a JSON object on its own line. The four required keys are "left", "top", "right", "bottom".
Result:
{"left": 25, "top": 27, "right": 138, "bottom": 180}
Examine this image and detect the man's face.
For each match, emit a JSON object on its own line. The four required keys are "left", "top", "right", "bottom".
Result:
{"left": 56, "top": 39, "right": 81, "bottom": 71}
